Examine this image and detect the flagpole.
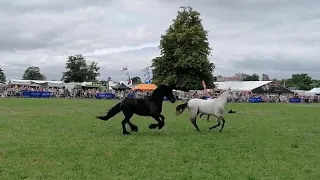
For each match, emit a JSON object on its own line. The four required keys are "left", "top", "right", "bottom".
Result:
{"left": 107, "top": 77, "right": 110, "bottom": 91}
{"left": 143, "top": 66, "right": 151, "bottom": 84}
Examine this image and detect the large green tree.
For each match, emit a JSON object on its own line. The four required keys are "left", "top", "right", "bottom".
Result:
{"left": 0, "top": 68, "right": 6, "bottom": 83}
{"left": 61, "top": 54, "right": 100, "bottom": 83}
{"left": 22, "top": 66, "right": 46, "bottom": 80}
{"left": 151, "top": 6, "right": 215, "bottom": 91}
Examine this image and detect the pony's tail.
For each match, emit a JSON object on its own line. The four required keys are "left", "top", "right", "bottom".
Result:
{"left": 96, "top": 103, "right": 121, "bottom": 121}
{"left": 176, "top": 103, "right": 188, "bottom": 116}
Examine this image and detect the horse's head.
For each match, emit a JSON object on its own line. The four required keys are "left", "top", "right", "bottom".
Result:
{"left": 158, "top": 85, "right": 176, "bottom": 103}
{"left": 226, "top": 87, "right": 237, "bottom": 100}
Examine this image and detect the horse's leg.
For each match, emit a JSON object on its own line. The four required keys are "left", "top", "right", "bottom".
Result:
{"left": 209, "top": 117, "right": 221, "bottom": 130}
{"left": 207, "top": 115, "right": 211, "bottom": 122}
{"left": 128, "top": 121, "right": 138, "bottom": 132}
{"left": 219, "top": 116, "right": 226, "bottom": 132}
{"left": 122, "top": 111, "right": 133, "bottom": 135}
{"left": 149, "top": 115, "right": 162, "bottom": 129}
{"left": 157, "top": 114, "right": 165, "bottom": 129}
{"left": 190, "top": 116, "right": 200, "bottom": 132}
{"left": 199, "top": 113, "right": 204, "bottom": 118}
{"left": 121, "top": 118, "right": 130, "bottom": 135}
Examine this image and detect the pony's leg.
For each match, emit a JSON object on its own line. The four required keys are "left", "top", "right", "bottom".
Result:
{"left": 199, "top": 113, "right": 204, "bottom": 118}
{"left": 127, "top": 121, "right": 138, "bottom": 132}
{"left": 207, "top": 115, "right": 211, "bottom": 122}
{"left": 122, "top": 111, "right": 133, "bottom": 135}
{"left": 157, "top": 114, "right": 165, "bottom": 129}
{"left": 200, "top": 113, "right": 211, "bottom": 122}
{"left": 219, "top": 116, "right": 226, "bottom": 132}
{"left": 190, "top": 116, "right": 200, "bottom": 132}
{"left": 209, "top": 117, "right": 221, "bottom": 130}
{"left": 121, "top": 118, "right": 130, "bottom": 135}
{"left": 149, "top": 115, "right": 162, "bottom": 129}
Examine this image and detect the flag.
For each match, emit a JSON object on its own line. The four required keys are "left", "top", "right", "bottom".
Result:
{"left": 107, "top": 77, "right": 112, "bottom": 82}
{"left": 121, "top": 66, "right": 128, "bottom": 71}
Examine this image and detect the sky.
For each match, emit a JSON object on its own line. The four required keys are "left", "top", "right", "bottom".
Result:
{"left": 0, "top": 0, "right": 319, "bottom": 82}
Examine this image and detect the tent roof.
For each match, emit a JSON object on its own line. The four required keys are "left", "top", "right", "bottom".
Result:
{"left": 9, "top": 79, "right": 64, "bottom": 85}
{"left": 308, "top": 88, "right": 320, "bottom": 92}
{"left": 214, "top": 81, "right": 272, "bottom": 91}
{"left": 113, "top": 83, "right": 131, "bottom": 90}
{"left": 132, "top": 84, "right": 157, "bottom": 91}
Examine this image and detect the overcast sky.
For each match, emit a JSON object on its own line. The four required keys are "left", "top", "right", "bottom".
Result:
{"left": 0, "top": 0, "right": 319, "bottom": 81}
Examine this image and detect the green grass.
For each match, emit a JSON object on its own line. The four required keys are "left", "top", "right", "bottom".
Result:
{"left": 1, "top": 98, "right": 320, "bottom": 180}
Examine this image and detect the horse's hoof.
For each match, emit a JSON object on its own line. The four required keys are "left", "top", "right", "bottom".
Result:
{"left": 158, "top": 124, "right": 164, "bottom": 129}
{"left": 131, "top": 127, "right": 138, "bottom": 132}
{"left": 149, "top": 124, "right": 158, "bottom": 129}
{"left": 123, "top": 132, "right": 131, "bottom": 135}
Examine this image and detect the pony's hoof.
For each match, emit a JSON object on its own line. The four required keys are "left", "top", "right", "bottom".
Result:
{"left": 131, "top": 127, "right": 138, "bottom": 132}
{"left": 149, "top": 124, "right": 158, "bottom": 129}
{"left": 123, "top": 132, "right": 131, "bottom": 135}
{"left": 158, "top": 124, "right": 164, "bottom": 129}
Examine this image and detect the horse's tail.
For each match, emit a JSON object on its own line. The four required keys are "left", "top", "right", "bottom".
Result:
{"left": 96, "top": 103, "right": 121, "bottom": 121}
{"left": 176, "top": 102, "right": 188, "bottom": 116}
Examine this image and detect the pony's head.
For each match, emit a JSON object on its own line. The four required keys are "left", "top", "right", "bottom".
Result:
{"left": 156, "top": 85, "right": 176, "bottom": 103}
{"left": 226, "top": 87, "right": 237, "bottom": 100}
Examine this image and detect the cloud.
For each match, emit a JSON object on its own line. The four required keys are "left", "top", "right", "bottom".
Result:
{"left": 0, "top": 0, "right": 319, "bottom": 82}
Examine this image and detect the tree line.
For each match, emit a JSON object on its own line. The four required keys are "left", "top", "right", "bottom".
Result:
{"left": 0, "top": 6, "right": 318, "bottom": 91}
{"left": 223, "top": 72, "right": 320, "bottom": 91}
{"left": 0, "top": 54, "right": 101, "bottom": 83}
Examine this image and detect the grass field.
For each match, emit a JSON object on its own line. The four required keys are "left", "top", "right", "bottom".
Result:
{"left": 1, "top": 98, "right": 320, "bottom": 180}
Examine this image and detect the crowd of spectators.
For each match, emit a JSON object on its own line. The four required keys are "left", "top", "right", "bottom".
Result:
{"left": 1, "top": 85, "right": 319, "bottom": 103}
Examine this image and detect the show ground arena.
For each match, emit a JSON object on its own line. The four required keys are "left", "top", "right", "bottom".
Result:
{"left": 1, "top": 98, "right": 319, "bottom": 179}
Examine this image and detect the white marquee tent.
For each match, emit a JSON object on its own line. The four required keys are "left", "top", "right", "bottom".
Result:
{"left": 9, "top": 79, "right": 64, "bottom": 87}
{"left": 306, "top": 88, "right": 320, "bottom": 95}
{"left": 214, "top": 81, "right": 293, "bottom": 94}
{"left": 214, "top": 81, "right": 272, "bottom": 91}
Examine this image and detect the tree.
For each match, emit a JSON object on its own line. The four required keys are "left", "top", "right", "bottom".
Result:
{"left": 131, "top": 76, "right": 142, "bottom": 85}
{"left": 61, "top": 54, "right": 100, "bottom": 83}
{"left": 0, "top": 68, "right": 6, "bottom": 83}
{"left": 22, "top": 66, "right": 46, "bottom": 80}
{"left": 311, "top": 79, "right": 320, "bottom": 88}
{"left": 151, "top": 6, "right": 215, "bottom": 91}
{"left": 286, "top": 73, "right": 313, "bottom": 90}
{"left": 241, "top": 73, "right": 259, "bottom": 81}
{"left": 262, "top": 73, "right": 270, "bottom": 81}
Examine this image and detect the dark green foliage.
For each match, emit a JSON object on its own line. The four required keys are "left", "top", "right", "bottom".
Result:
{"left": 22, "top": 66, "right": 46, "bottom": 80}
{"left": 62, "top": 54, "right": 100, "bottom": 83}
{"left": 131, "top": 76, "right": 142, "bottom": 85}
{"left": 0, "top": 68, "right": 6, "bottom": 82}
{"left": 151, "top": 6, "right": 215, "bottom": 91}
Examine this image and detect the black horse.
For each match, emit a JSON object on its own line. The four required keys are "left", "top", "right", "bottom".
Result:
{"left": 96, "top": 85, "right": 176, "bottom": 135}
